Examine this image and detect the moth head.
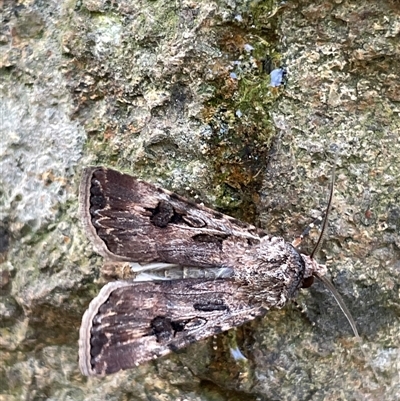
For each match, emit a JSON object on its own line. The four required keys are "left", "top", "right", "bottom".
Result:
{"left": 300, "top": 254, "right": 327, "bottom": 288}
{"left": 299, "top": 253, "right": 359, "bottom": 340}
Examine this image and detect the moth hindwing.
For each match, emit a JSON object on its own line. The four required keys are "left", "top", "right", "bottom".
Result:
{"left": 79, "top": 166, "right": 323, "bottom": 376}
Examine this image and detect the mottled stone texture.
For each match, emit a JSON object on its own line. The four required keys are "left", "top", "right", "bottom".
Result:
{"left": 0, "top": 0, "right": 399, "bottom": 400}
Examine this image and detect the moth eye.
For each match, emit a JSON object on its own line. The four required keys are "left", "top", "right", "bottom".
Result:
{"left": 301, "top": 276, "right": 314, "bottom": 288}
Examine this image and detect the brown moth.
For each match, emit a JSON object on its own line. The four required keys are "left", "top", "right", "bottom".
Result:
{"left": 78, "top": 167, "right": 358, "bottom": 377}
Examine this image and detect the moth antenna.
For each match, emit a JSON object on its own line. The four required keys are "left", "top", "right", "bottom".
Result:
{"left": 301, "top": 157, "right": 359, "bottom": 337}
{"left": 309, "top": 157, "right": 380, "bottom": 381}
{"left": 314, "top": 272, "right": 381, "bottom": 383}
{"left": 308, "top": 155, "right": 360, "bottom": 336}
{"left": 313, "top": 272, "right": 359, "bottom": 338}
{"left": 309, "top": 158, "right": 359, "bottom": 338}
{"left": 310, "top": 160, "right": 336, "bottom": 260}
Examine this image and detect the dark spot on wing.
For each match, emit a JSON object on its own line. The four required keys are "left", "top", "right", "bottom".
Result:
{"left": 89, "top": 183, "right": 102, "bottom": 196}
{"left": 148, "top": 200, "right": 210, "bottom": 228}
{"left": 151, "top": 316, "right": 193, "bottom": 342}
{"left": 193, "top": 300, "right": 229, "bottom": 312}
{"left": 192, "top": 233, "right": 229, "bottom": 249}
{"left": 150, "top": 200, "right": 174, "bottom": 227}
{"left": 90, "top": 331, "right": 108, "bottom": 360}
{"left": 151, "top": 316, "right": 174, "bottom": 342}
{"left": 171, "top": 321, "right": 187, "bottom": 333}
{"left": 90, "top": 194, "right": 107, "bottom": 210}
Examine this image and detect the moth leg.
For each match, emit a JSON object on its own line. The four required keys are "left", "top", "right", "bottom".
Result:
{"left": 291, "top": 300, "right": 315, "bottom": 327}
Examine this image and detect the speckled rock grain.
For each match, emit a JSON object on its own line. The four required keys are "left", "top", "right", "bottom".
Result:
{"left": 0, "top": 0, "right": 399, "bottom": 400}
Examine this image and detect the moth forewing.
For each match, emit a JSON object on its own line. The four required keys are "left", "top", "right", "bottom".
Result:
{"left": 79, "top": 167, "right": 263, "bottom": 267}
{"left": 79, "top": 278, "right": 267, "bottom": 376}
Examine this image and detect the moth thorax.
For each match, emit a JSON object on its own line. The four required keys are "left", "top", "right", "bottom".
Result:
{"left": 233, "top": 236, "right": 306, "bottom": 305}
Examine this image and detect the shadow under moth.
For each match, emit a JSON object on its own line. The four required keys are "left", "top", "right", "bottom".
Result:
{"left": 78, "top": 166, "right": 359, "bottom": 377}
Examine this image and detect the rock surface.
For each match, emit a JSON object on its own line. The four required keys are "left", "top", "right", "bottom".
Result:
{"left": 1, "top": 0, "right": 399, "bottom": 400}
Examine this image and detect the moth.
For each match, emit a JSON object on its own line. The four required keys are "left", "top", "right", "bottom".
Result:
{"left": 78, "top": 166, "right": 358, "bottom": 377}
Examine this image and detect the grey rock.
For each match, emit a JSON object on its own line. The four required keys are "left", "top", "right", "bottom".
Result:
{"left": 0, "top": 0, "right": 398, "bottom": 400}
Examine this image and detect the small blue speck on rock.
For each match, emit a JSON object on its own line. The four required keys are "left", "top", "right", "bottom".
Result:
{"left": 270, "top": 68, "right": 286, "bottom": 87}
